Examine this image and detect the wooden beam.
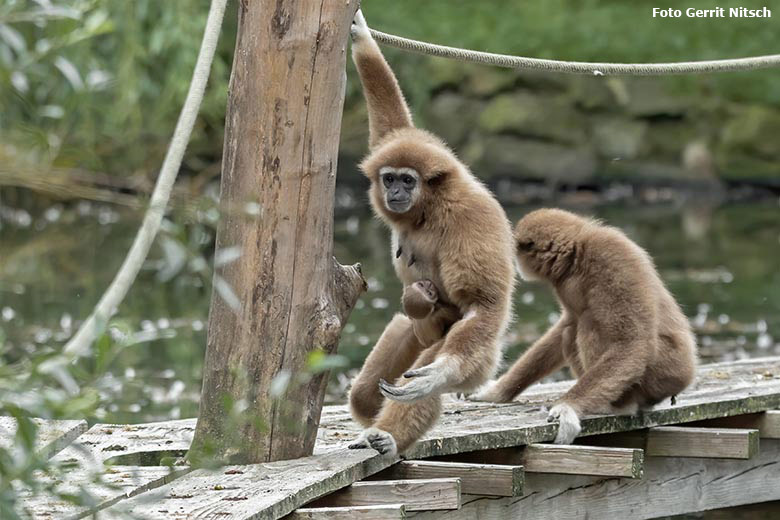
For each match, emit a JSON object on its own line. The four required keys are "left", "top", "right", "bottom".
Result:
{"left": 520, "top": 444, "right": 644, "bottom": 478}
{"left": 415, "top": 439, "right": 780, "bottom": 520}
{"left": 290, "top": 504, "right": 405, "bottom": 519}
{"left": 579, "top": 426, "right": 760, "bottom": 459}
{"left": 687, "top": 410, "right": 780, "bottom": 439}
{"left": 312, "top": 479, "right": 460, "bottom": 511}
{"left": 646, "top": 426, "right": 759, "bottom": 459}
{"left": 377, "top": 460, "right": 523, "bottom": 497}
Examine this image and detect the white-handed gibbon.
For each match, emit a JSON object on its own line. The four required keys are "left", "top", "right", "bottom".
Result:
{"left": 474, "top": 209, "right": 698, "bottom": 444}
{"left": 346, "top": 11, "right": 515, "bottom": 456}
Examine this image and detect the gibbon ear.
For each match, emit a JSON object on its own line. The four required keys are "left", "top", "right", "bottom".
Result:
{"left": 426, "top": 171, "right": 448, "bottom": 188}
{"left": 517, "top": 240, "right": 535, "bottom": 252}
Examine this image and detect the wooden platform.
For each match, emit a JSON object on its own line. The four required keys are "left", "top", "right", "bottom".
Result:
{"left": 8, "top": 357, "right": 780, "bottom": 519}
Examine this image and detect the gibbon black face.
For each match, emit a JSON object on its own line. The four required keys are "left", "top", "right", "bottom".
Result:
{"left": 379, "top": 166, "right": 419, "bottom": 213}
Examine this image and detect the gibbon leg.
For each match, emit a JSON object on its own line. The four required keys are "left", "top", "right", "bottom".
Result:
{"left": 349, "top": 314, "right": 425, "bottom": 427}
{"left": 350, "top": 341, "right": 444, "bottom": 456}
{"left": 549, "top": 342, "right": 650, "bottom": 444}
{"left": 473, "top": 315, "right": 574, "bottom": 403}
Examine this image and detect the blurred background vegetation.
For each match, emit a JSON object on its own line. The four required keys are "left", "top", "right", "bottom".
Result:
{"left": 1, "top": 1, "right": 780, "bottom": 515}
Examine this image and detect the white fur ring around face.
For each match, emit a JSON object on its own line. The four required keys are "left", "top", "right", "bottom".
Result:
{"left": 347, "top": 427, "right": 398, "bottom": 457}
{"left": 547, "top": 403, "right": 582, "bottom": 444}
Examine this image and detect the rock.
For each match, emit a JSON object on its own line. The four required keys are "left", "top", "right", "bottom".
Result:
{"left": 465, "top": 135, "right": 596, "bottom": 183}
{"left": 644, "top": 120, "right": 700, "bottom": 160}
{"left": 568, "top": 76, "right": 618, "bottom": 111}
{"left": 425, "top": 57, "right": 470, "bottom": 91}
{"left": 464, "top": 66, "right": 517, "bottom": 97}
{"left": 477, "top": 92, "right": 587, "bottom": 145}
{"left": 715, "top": 151, "right": 780, "bottom": 185}
{"left": 424, "top": 93, "right": 484, "bottom": 147}
{"left": 615, "top": 78, "right": 689, "bottom": 117}
{"left": 721, "top": 105, "right": 780, "bottom": 157}
{"left": 591, "top": 117, "right": 648, "bottom": 160}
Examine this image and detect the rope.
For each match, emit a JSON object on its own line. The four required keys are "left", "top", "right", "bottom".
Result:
{"left": 64, "top": 0, "right": 228, "bottom": 357}
{"left": 370, "top": 29, "right": 780, "bottom": 75}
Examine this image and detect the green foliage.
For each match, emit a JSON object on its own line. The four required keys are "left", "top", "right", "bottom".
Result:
{"left": 2, "top": 0, "right": 780, "bottom": 181}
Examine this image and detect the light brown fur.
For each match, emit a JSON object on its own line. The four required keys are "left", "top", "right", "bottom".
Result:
{"left": 402, "top": 280, "right": 461, "bottom": 347}
{"left": 477, "top": 209, "right": 697, "bottom": 443}
{"left": 347, "top": 11, "right": 514, "bottom": 455}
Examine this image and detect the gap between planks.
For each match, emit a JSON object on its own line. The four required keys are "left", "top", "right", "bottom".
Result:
{"left": 289, "top": 504, "right": 406, "bottom": 519}
{"left": 310, "top": 479, "right": 461, "bottom": 512}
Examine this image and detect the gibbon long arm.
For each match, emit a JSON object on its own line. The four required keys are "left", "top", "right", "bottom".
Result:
{"left": 351, "top": 11, "right": 413, "bottom": 149}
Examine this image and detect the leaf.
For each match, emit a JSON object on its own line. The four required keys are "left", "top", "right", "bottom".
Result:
{"left": 0, "top": 24, "right": 26, "bottom": 53}
{"left": 54, "top": 55, "right": 84, "bottom": 91}
{"left": 214, "top": 246, "right": 242, "bottom": 267}
{"left": 213, "top": 275, "right": 241, "bottom": 311}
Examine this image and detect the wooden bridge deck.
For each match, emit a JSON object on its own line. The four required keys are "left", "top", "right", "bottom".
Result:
{"left": 8, "top": 356, "right": 780, "bottom": 519}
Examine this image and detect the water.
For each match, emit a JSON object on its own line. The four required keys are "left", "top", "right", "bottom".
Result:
{"left": 1, "top": 197, "right": 779, "bottom": 424}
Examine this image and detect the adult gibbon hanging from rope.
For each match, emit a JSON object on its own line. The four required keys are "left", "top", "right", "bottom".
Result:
{"left": 346, "top": 10, "right": 515, "bottom": 456}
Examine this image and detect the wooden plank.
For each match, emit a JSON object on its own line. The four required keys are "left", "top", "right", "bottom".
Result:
{"left": 289, "top": 504, "right": 406, "bottom": 519}
{"left": 376, "top": 460, "right": 523, "bottom": 497}
{"left": 688, "top": 410, "right": 780, "bottom": 438}
{"left": 103, "top": 450, "right": 392, "bottom": 520}
{"left": 16, "top": 465, "right": 189, "bottom": 520}
{"left": 521, "top": 444, "right": 643, "bottom": 478}
{"left": 52, "top": 418, "right": 196, "bottom": 467}
{"left": 645, "top": 426, "right": 759, "bottom": 459}
{"left": 578, "top": 426, "right": 760, "bottom": 459}
{"left": 92, "top": 357, "right": 780, "bottom": 519}
{"left": 406, "top": 439, "right": 780, "bottom": 520}
{"left": 0, "top": 417, "right": 87, "bottom": 459}
{"left": 313, "top": 479, "right": 461, "bottom": 512}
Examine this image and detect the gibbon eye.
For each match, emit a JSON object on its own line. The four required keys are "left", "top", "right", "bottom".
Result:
{"left": 382, "top": 175, "right": 394, "bottom": 188}
{"left": 401, "top": 175, "right": 414, "bottom": 186}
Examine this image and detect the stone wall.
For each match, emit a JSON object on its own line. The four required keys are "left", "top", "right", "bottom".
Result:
{"left": 338, "top": 59, "right": 780, "bottom": 189}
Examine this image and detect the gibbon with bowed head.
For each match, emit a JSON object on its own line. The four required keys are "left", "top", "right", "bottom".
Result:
{"left": 475, "top": 209, "right": 697, "bottom": 444}
{"left": 346, "top": 10, "right": 515, "bottom": 456}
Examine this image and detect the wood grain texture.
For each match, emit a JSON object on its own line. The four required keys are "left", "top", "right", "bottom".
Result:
{"left": 645, "top": 426, "right": 759, "bottom": 459}
{"left": 52, "top": 418, "right": 196, "bottom": 468}
{"left": 313, "top": 479, "right": 461, "bottom": 511}
{"left": 289, "top": 504, "right": 406, "bottom": 519}
{"left": 377, "top": 460, "right": 523, "bottom": 497}
{"left": 521, "top": 444, "right": 643, "bottom": 478}
{"left": 190, "top": 0, "right": 364, "bottom": 464}
{"left": 406, "top": 439, "right": 780, "bottom": 520}
{"left": 689, "top": 410, "right": 780, "bottom": 438}
{"left": 0, "top": 417, "right": 87, "bottom": 459}
{"left": 16, "top": 465, "right": 188, "bottom": 520}
{"left": 103, "top": 449, "right": 388, "bottom": 520}
{"left": 37, "top": 357, "right": 780, "bottom": 519}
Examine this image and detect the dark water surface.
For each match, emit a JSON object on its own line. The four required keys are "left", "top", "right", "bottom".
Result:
{"left": 1, "top": 198, "right": 779, "bottom": 424}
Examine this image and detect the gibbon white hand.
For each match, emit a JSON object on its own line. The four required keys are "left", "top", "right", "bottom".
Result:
{"left": 378, "top": 361, "right": 449, "bottom": 402}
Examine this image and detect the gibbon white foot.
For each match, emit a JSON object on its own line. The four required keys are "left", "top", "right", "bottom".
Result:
{"left": 467, "top": 379, "right": 504, "bottom": 402}
{"left": 347, "top": 427, "right": 398, "bottom": 457}
{"left": 547, "top": 403, "right": 582, "bottom": 444}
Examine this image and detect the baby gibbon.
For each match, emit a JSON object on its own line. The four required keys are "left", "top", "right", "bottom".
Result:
{"left": 402, "top": 280, "right": 461, "bottom": 347}
{"left": 475, "top": 209, "right": 697, "bottom": 444}
{"left": 346, "top": 11, "right": 515, "bottom": 456}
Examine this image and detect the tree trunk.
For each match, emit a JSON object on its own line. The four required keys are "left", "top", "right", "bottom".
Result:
{"left": 189, "top": 0, "right": 364, "bottom": 464}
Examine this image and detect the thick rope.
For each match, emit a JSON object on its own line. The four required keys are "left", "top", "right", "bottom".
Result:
{"left": 370, "top": 29, "right": 780, "bottom": 75}
{"left": 64, "top": 0, "right": 228, "bottom": 357}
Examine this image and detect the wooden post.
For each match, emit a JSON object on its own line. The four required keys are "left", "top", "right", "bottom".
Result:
{"left": 189, "top": 0, "right": 364, "bottom": 464}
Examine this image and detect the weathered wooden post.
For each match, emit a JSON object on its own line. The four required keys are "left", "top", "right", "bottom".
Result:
{"left": 189, "top": 0, "right": 364, "bottom": 464}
